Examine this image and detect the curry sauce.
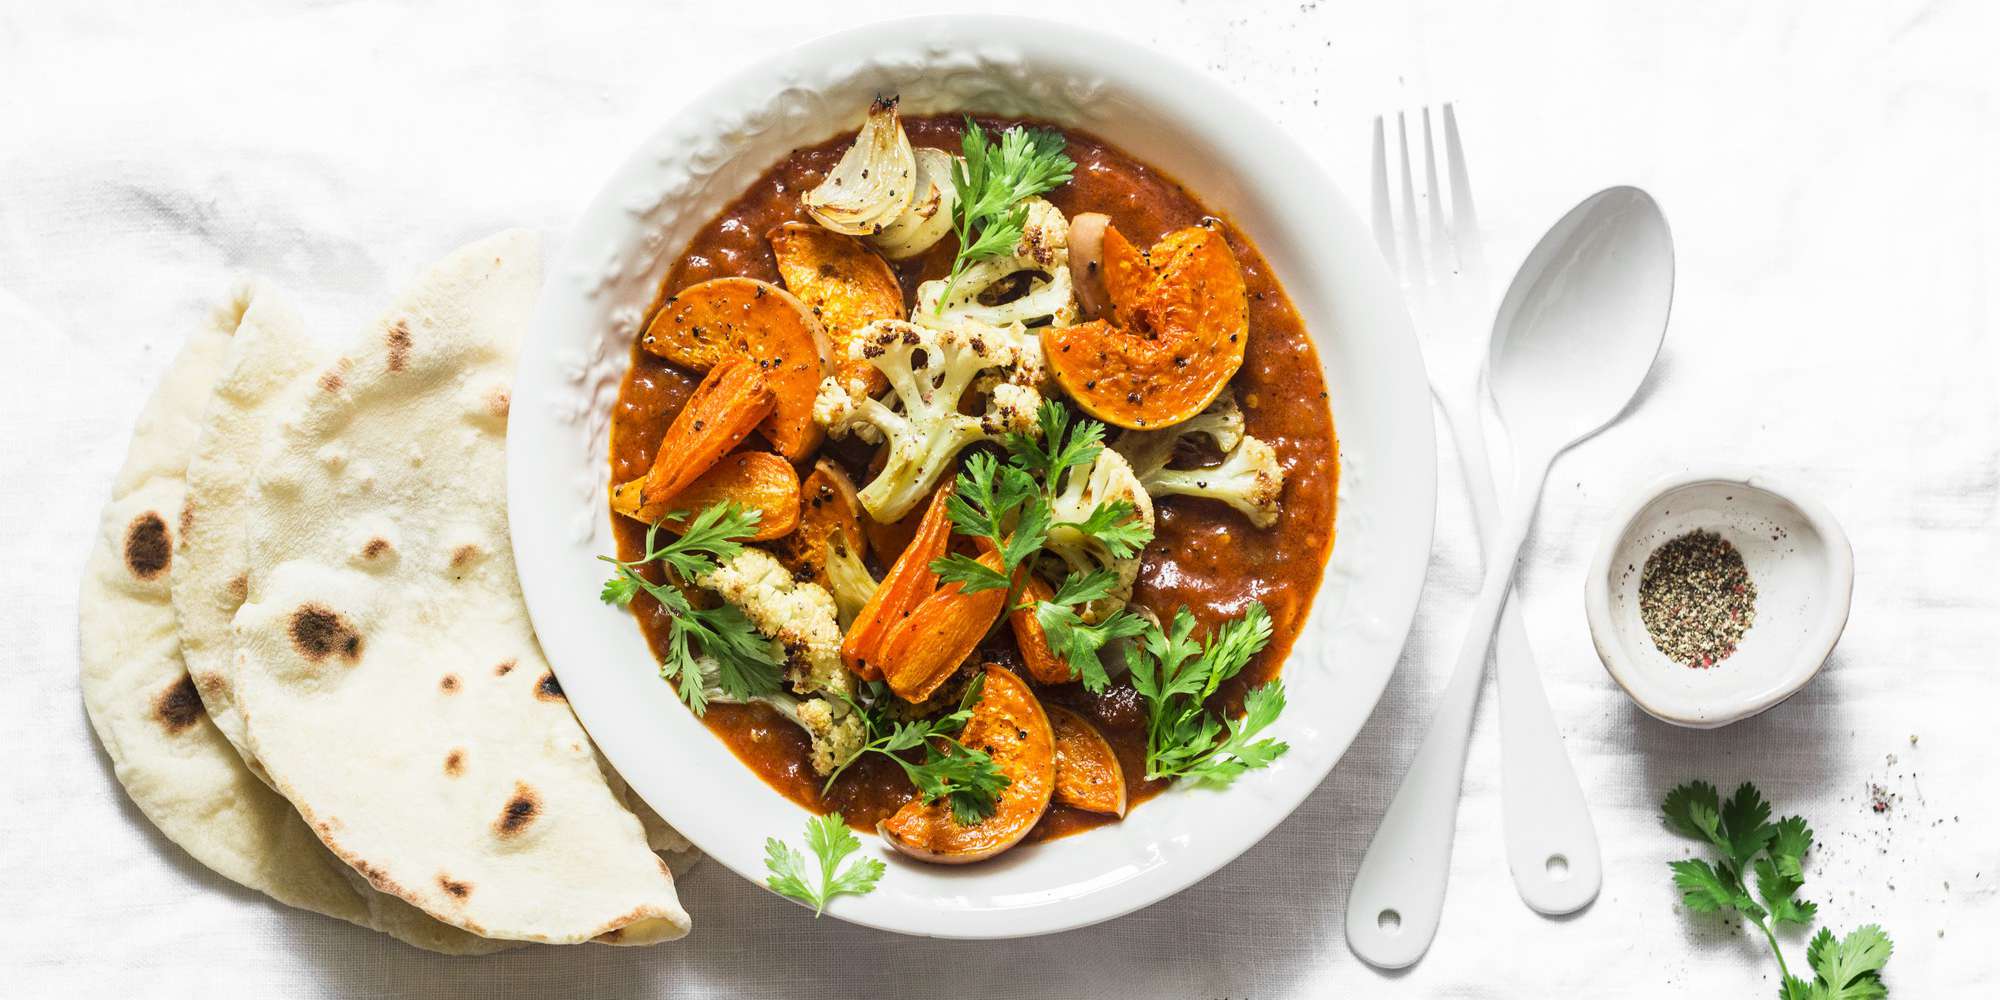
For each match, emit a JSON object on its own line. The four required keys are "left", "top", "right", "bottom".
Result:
{"left": 608, "top": 116, "right": 1338, "bottom": 840}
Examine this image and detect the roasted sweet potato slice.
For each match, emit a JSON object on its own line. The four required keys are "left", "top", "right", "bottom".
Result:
{"left": 777, "top": 459, "right": 868, "bottom": 583}
{"left": 1045, "top": 703, "right": 1127, "bottom": 817}
{"left": 876, "top": 548, "right": 1009, "bottom": 703}
{"left": 769, "top": 222, "right": 901, "bottom": 395}
{"left": 1045, "top": 223, "right": 1248, "bottom": 430}
{"left": 612, "top": 451, "right": 800, "bottom": 542}
{"left": 1097, "top": 222, "right": 1153, "bottom": 327}
{"left": 879, "top": 666, "right": 1055, "bottom": 864}
{"left": 841, "top": 482, "right": 953, "bottom": 681}
{"left": 640, "top": 359, "right": 774, "bottom": 507}
{"left": 640, "top": 277, "right": 829, "bottom": 459}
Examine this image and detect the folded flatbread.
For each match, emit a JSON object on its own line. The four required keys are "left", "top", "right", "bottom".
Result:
{"left": 222, "top": 231, "right": 691, "bottom": 945}
{"left": 79, "top": 288, "right": 509, "bottom": 954}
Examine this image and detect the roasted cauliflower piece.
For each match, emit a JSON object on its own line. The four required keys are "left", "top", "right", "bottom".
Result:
{"left": 1112, "top": 388, "right": 1247, "bottom": 480}
{"left": 1042, "top": 446, "right": 1156, "bottom": 622}
{"left": 697, "top": 547, "right": 851, "bottom": 703}
{"left": 813, "top": 318, "right": 1045, "bottom": 522}
{"left": 915, "top": 198, "right": 1078, "bottom": 329}
{"left": 1113, "top": 390, "right": 1282, "bottom": 529}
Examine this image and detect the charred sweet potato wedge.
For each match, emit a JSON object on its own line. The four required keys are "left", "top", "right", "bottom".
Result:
{"left": 1045, "top": 703, "right": 1128, "bottom": 817}
{"left": 841, "top": 482, "right": 953, "bottom": 681}
{"left": 777, "top": 459, "right": 868, "bottom": 584}
{"left": 1007, "top": 573, "right": 1074, "bottom": 686}
{"left": 640, "top": 359, "right": 774, "bottom": 508}
{"left": 879, "top": 666, "right": 1055, "bottom": 864}
{"left": 876, "top": 548, "right": 1009, "bottom": 703}
{"left": 1045, "top": 223, "right": 1248, "bottom": 430}
{"left": 612, "top": 451, "right": 800, "bottom": 542}
{"left": 640, "top": 277, "right": 830, "bottom": 459}
{"left": 768, "top": 222, "right": 901, "bottom": 395}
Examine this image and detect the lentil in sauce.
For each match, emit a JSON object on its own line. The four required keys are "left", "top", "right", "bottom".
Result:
{"left": 608, "top": 115, "right": 1338, "bottom": 841}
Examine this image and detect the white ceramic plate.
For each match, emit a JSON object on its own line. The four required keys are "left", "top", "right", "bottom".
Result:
{"left": 508, "top": 14, "right": 1434, "bottom": 938}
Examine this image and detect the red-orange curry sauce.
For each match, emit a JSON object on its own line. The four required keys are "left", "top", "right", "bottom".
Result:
{"left": 608, "top": 116, "right": 1338, "bottom": 841}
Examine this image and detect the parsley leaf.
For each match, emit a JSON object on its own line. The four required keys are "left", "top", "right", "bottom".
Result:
{"left": 933, "top": 450, "right": 1044, "bottom": 595}
{"left": 938, "top": 119, "right": 1075, "bottom": 312}
{"left": 1125, "top": 603, "right": 1286, "bottom": 785}
{"left": 821, "top": 674, "right": 1010, "bottom": 826}
{"left": 1036, "top": 599, "right": 1148, "bottom": 693}
{"left": 598, "top": 504, "right": 782, "bottom": 716}
{"left": 1663, "top": 781, "right": 1894, "bottom": 997}
{"left": 763, "top": 812, "right": 884, "bottom": 916}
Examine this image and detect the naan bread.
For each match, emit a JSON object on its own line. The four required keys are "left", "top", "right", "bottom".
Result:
{"left": 227, "top": 231, "right": 691, "bottom": 945}
{"left": 78, "top": 288, "right": 509, "bottom": 955}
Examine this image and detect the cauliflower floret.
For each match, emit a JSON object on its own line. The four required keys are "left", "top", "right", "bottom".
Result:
{"left": 1142, "top": 435, "right": 1284, "bottom": 529}
{"left": 697, "top": 547, "right": 851, "bottom": 702}
{"left": 1113, "top": 390, "right": 1283, "bottom": 529}
{"left": 788, "top": 697, "right": 867, "bottom": 776}
{"left": 1113, "top": 389, "right": 1247, "bottom": 479}
{"left": 914, "top": 198, "right": 1078, "bottom": 329}
{"left": 813, "top": 317, "right": 1045, "bottom": 522}
{"left": 1043, "top": 447, "right": 1156, "bottom": 622}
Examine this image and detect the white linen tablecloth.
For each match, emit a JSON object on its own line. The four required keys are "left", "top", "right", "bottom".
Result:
{"left": 3, "top": 1, "right": 1994, "bottom": 995}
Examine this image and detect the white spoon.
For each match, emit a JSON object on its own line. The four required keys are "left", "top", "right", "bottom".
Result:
{"left": 1346, "top": 186, "right": 1674, "bottom": 968}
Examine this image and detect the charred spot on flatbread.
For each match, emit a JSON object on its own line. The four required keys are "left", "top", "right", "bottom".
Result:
{"left": 439, "top": 673, "right": 461, "bottom": 693}
{"left": 437, "top": 874, "right": 473, "bottom": 901}
{"left": 289, "top": 604, "right": 362, "bottom": 663}
{"left": 178, "top": 498, "right": 196, "bottom": 541}
{"left": 124, "top": 511, "right": 172, "bottom": 579}
{"left": 494, "top": 659, "right": 516, "bottom": 677}
{"left": 362, "top": 537, "right": 393, "bottom": 560}
{"left": 444, "top": 748, "right": 465, "bottom": 776}
{"left": 450, "top": 544, "right": 482, "bottom": 570}
{"left": 495, "top": 782, "right": 541, "bottom": 838}
{"left": 386, "top": 319, "right": 412, "bottom": 372}
{"left": 534, "top": 671, "right": 564, "bottom": 703}
{"left": 484, "top": 387, "right": 511, "bottom": 419}
{"left": 318, "top": 367, "right": 344, "bottom": 393}
{"left": 227, "top": 572, "right": 249, "bottom": 601}
{"left": 152, "top": 674, "right": 205, "bottom": 733}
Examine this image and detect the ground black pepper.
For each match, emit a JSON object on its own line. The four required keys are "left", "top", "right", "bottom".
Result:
{"left": 1637, "top": 529, "right": 1757, "bottom": 668}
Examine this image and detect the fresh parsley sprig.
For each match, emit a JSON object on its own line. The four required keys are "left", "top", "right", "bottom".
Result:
{"left": 598, "top": 503, "right": 782, "bottom": 716}
{"left": 1126, "top": 602, "right": 1287, "bottom": 785}
{"left": 1034, "top": 570, "right": 1148, "bottom": 693}
{"left": 1662, "top": 781, "right": 1894, "bottom": 999}
{"left": 930, "top": 450, "right": 1045, "bottom": 595}
{"left": 937, "top": 118, "right": 1076, "bottom": 312}
{"left": 764, "top": 812, "right": 884, "bottom": 916}
{"left": 824, "top": 676, "right": 1010, "bottom": 826}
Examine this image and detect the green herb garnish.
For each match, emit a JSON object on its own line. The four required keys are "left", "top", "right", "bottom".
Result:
{"left": 824, "top": 676, "right": 1010, "bottom": 826}
{"left": 599, "top": 503, "right": 783, "bottom": 716}
{"left": 763, "top": 811, "right": 884, "bottom": 916}
{"left": 1126, "top": 602, "right": 1287, "bottom": 784}
{"left": 1662, "top": 781, "right": 1894, "bottom": 998}
{"left": 937, "top": 119, "right": 1076, "bottom": 312}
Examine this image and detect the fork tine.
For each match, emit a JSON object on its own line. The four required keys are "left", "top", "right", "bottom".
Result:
{"left": 1370, "top": 116, "right": 1398, "bottom": 277}
{"left": 1420, "top": 107, "right": 1450, "bottom": 273}
{"left": 1441, "top": 103, "right": 1485, "bottom": 283}
{"left": 1395, "top": 112, "right": 1425, "bottom": 285}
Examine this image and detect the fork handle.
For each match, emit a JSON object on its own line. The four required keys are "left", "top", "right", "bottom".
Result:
{"left": 1345, "top": 483, "right": 1535, "bottom": 969}
{"left": 1439, "top": 398, "right": 1603, "bottom": 915}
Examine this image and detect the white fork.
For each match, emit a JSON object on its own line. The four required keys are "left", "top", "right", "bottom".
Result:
{"left": 1345, "top": 106, "right": 1602, "bottom": 969}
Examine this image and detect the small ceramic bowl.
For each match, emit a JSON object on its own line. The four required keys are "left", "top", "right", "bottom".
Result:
{"left": 1585, "top": 469, "right": 1853, "bottom": 728}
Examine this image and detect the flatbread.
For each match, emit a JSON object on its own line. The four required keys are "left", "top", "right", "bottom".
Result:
{"left": 173, "top": 282, "right": 318, "bottom": 782}
{"left": 227, "top": 231, "right": 692, "bottom": 945}
{"left": 78, "top": 288, "right": 509, "bottom": 955}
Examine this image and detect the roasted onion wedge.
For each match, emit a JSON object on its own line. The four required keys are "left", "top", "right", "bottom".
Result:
{"left": 879, "top": 666, "right": 1055, "bottom": 864}
{"left": 803, "top": 97, "right": 917, "bottom": 236}
{"left": 869, "top": 146, "right": 958, "bottom": 260}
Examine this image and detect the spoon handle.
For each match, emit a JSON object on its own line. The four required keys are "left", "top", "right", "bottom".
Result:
{"left": 1344, "top": 497, "right": 1533, "bottom": 969}
{"left": 1438, "top": 398, "right": 1602, "bottom": 915}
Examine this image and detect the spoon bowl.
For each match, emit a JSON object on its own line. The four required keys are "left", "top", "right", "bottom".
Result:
{"left": 1489, "top": 186, "right": 1675, "bottom": 450}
